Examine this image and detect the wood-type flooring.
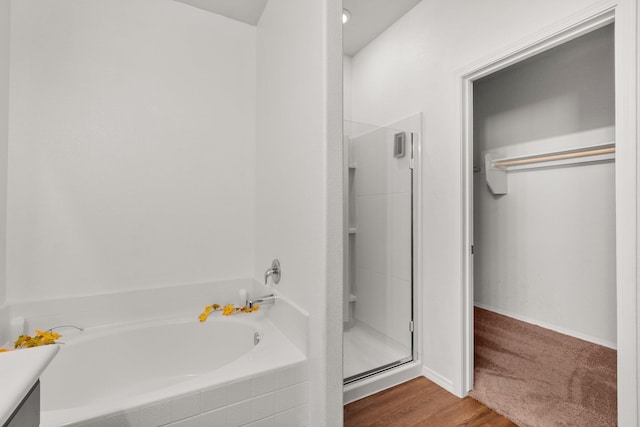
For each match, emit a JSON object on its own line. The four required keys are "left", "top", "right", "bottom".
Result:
{"left": 344, "top": 377, "right": 517, "bottom": 427}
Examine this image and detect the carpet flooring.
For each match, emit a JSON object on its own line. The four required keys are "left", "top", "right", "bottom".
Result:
{"left": 470, "top": 307, "right": 617, "bottom": 427}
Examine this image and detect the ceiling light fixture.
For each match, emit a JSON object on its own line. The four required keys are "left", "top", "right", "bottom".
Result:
{"left": 342, "top": 8, "right": 351, "bottom": 24}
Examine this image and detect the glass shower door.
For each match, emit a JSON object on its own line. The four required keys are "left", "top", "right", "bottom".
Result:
{"left": 343, "top": 120, "right": 414, "bottom": 384}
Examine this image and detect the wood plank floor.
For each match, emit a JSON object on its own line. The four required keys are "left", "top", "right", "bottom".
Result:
{"left": 344, "top": 377, "right": 517, "bottom": 427}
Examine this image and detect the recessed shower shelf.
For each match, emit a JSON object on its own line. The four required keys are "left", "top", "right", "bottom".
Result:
{"left": 349, "top": 294, "right": 357, "bottom": 303}
{"left": 348, "top": 227, "right": 357, "bottom": 234}
{"left": 349, "top": 163, "right": 357, "bottom": 169}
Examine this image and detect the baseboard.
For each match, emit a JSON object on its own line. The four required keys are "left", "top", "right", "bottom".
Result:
{"left": 474, "top": 303, "right": 617, "bottom": 350}
{"left": 421, "top": 366, "right": 454, "bottom": 394}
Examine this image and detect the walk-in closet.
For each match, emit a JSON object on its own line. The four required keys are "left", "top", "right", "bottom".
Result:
{"left": 471, "top": 23, "right": 617, "bottom": 427}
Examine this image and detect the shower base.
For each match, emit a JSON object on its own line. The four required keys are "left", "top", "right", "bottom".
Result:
{"left": 343, "top": 321, "right": 409, "bottom": 380}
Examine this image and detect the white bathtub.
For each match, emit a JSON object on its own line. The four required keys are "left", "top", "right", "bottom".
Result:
{"left": 39, "top": 309, "right": 309, "bottom": 427}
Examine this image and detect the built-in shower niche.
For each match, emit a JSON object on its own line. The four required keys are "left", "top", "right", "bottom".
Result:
{"left": 343, "top": 119, "right": 413, "bottom": 383}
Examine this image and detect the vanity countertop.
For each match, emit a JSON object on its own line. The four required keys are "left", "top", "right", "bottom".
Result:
{"left": 0, "top": 345, "right": 59, "bottom": 425}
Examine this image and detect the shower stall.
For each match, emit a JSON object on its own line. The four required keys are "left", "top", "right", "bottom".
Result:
{"left": 342, "top": 119, "right": 417, "bottom": 385}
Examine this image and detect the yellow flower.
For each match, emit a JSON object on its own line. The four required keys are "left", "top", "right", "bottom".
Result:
{"left": 36, "top": 330, "right": 61, "bottom": 342}
{"left": 198, "top": 302, "right": 260, "bottom": 320}
{"left": 14, "top": 335, "right": 31, "bottom": 348}
{"left": 13, "top": 330, "right": 62, "bottom": 349}
{"left": 199, "top": 305, "right": 214, "bottom": 322}
{"left": 222, "top": 304, "right": 236, "bottom": 316}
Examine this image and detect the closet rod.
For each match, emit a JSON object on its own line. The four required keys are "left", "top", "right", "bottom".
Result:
{"left": 493, "top": 146, "right": 615, "bottom": 167}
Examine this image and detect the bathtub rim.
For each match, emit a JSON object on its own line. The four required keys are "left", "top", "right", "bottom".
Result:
{"left": 45, "top": 308, "right": 269, "bottom": 346}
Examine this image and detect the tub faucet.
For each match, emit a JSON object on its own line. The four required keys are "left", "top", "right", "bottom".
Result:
{"left": 247, "top": 294, "right": 276, "bottom": 309}
{"left": 264, "top": 259, "right": 281, "bottom": 286}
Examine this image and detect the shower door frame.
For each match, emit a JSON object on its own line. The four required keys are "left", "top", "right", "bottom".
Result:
{"left": 458, "top": 3, "right": 638, "bottom": 425}
{"left": 343, "top": 119, "right": 423, "bottom": 388}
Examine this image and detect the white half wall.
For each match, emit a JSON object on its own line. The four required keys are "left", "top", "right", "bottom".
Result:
{"left": 349, "top": 0, "right": 623, "bottom": 396}
{"left": 473, "top": 25, "right": 616, "bottom": 347}
{"left": 7, "top": 0, "right": 256, "bottom": 302}
{"left": 256, "top": 0, "right": 342, "bottom": 425}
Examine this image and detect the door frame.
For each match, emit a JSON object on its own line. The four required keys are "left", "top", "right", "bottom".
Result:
{"left": 458, "top": 1, "right": 638, "bottom": 424}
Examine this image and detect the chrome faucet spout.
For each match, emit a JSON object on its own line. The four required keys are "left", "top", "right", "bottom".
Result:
{"left": 247, "top": 294, "right": 276, "bottom": 309}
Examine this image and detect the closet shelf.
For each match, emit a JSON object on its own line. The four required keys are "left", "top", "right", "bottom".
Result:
{"left": 485, "top": 142, "right": 615, "bottom": 195}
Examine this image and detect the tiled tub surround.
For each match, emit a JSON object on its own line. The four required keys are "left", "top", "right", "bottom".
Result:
{"left": 52, "top": 361, "right": 309, "bottom": 427}
{"left": 5, "top": 279, "right": 309, "bottom": 427}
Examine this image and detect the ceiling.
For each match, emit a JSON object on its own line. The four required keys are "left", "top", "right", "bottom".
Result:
{"left": 173, "top": 0, "right": 268, "bottom": 25}
{"left": 342, "top": 0, "right": 422, "bottom": 56}
{"left": 173, "top": 0, "right": 422, "bottom": 57}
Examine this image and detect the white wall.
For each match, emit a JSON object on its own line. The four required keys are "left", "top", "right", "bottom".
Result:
{"left": 5, "top": 1, "right": 344, "bottom": 423}
{"left": 6, "top": 0, "right": 256, "bottom": 302}
{"left": 0, "top": 0, "right": 9, "bottom": 344}
{"left": 349, "top": 0, "right": 622, "bottom": 395}
{"left": 256, "top": 0, "right": 342, "bottom": 425}
{"left": 255, "top": 0, "right": 325, "bottom": 329}
{"left": 343, "top": 55, "right": 352, "bottom": 122}
{"left": 473, "top": 25, "right": 616, "bottom": 347}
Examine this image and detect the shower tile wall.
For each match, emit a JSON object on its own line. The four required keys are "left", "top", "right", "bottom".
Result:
{"left": 351, "top": 127, "right": 411, "bottom": 351}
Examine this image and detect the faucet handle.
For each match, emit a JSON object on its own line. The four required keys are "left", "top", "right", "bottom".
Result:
{"left": 264, "top": 259, "right": 281, "bottom": 286}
